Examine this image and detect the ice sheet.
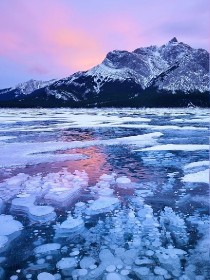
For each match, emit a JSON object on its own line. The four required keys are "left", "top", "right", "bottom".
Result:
{"left": 0, "top": 132, "right": 162, "bottom": 167}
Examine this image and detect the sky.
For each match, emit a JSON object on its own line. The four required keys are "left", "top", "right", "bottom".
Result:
{"left": 0, "top": 0, "right": 209, "bottom": 88}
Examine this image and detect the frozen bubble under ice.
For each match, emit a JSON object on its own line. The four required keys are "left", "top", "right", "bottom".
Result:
{"left": 56, "top": 257, "right": 77, "bottom": 269}
{"left": 34, "top": 243, "right": 61, "bottom": 254}
{"left": 37, "top": 272, "right": 55, "bottom": 280}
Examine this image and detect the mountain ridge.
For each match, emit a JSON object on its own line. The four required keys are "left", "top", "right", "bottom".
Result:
{"left": 0, "top": 38, "right": 209, "bottom": 108}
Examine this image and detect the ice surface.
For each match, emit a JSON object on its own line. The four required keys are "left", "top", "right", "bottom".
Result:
{"left": 0, "top": 141, "right": 86, "bottom": 167}
{"left": 0, "top": 132, "right": 162, "bottom": 168}
{"left": 0, "top": 108, "right": 209, "bottom": 279}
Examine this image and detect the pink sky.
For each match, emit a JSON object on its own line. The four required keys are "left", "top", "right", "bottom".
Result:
{"left": 0, "top": 0, "right": 209, "bottom": 87}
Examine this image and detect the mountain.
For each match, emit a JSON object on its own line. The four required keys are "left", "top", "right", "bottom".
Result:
{"left": 0, "top": 38, "right": 209, "bottom": 108}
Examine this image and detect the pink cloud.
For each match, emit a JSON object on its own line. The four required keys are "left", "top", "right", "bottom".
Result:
{"left": 0, "top": 0, "right": 209, "bottom": 87}
{"left": 0, "top": 0, "right": 106, "bottom": 77}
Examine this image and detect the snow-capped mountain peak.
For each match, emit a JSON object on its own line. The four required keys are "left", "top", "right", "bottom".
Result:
{"left": 0, "top": 39, "right": 209, "bottom": 108}
{"left": 14, "top": 79, "right": 56, "bottom": 95}
{"left": 169, "top": 37, "right": 178, "bottom": 43}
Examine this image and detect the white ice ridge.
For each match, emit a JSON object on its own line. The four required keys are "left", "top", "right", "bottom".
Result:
{"left": 108, "top": 124, "right": 208, "bottom": 131}
{"left": 182, "top": 169, "right": 209, "bottom": 184}
{"left": 171, "top": 117, "right": 210, "bottom": 123}
{"left": 0, "top": 111, "right": 151, "bottom": 125}
{"left": 0, "top": 108, "right": 208, "bottom": 131}
{"left": 0, "top": 136, "right": 17, "bottom": 141}
{"left": 140, "top": 144, "right": 209, "bottom": 152}
{"left": 0, "top": 215, "right": 23, "bottom": 252}
{"left": 184, "top": 160, "right": 209, "bottom": 169}
{"left": 0, "top": 132, "right": 162, "bottom": 167}
{"left": 1, "top": 123, "right": 207, "bottom": 133}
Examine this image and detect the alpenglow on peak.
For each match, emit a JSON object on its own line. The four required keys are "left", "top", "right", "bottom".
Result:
{"left": 0, "top": 38, "right": 209, "bottom": 108}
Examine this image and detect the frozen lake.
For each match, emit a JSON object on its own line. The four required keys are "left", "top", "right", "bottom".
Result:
{"left": 0, "top": 108, "right": 209, "bottom": 280}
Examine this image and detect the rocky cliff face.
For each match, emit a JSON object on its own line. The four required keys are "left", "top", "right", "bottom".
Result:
{"left": 0, "top": 38, "right": 209, "bottom": 107}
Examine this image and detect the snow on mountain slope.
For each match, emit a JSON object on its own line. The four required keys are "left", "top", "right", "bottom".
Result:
{"left": 0, "top": 38, "right": 209, "bottom": 107}
{"left": 0, "top": 79, "right": 56, "bottom": 98}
